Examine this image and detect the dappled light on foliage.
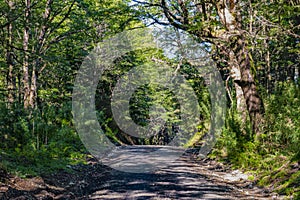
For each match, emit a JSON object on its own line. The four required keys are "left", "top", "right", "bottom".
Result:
{"left": 0, "top": 0, "right": 299, "bottom": 199}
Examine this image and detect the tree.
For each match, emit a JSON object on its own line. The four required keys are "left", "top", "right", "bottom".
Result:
{"left": 250, "top": 1, "right": 300, "bottom": 92}
{"left": 0, "top": 0, "right": 136, "bottom": 109}
{"left": 0, "top": 0, "right": 140, "bottom": 151}
{"left": 132, "top": 0, "right": 299, "bottom": 136}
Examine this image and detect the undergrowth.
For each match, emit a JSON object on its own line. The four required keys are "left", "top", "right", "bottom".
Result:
{"left": 212, "top": 83, "right": 300, "bottom": 199}
{"left": 0, "top": 102, "right": 87, "bottom": 178}
{"left": 1, "top": 82, "right": 299, "bottom": 199}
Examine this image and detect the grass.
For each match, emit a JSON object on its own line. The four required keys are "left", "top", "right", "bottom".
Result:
{"left": 0, "top": 143, "right": 87, "bottom": 178}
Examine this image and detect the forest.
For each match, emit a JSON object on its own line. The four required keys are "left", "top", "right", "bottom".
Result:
{"left": 0, "top": 0, "right": 299, "bottom": 199}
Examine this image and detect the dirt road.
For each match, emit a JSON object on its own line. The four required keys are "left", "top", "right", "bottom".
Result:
{"left": 0, "top": 146, "right": 282, "bottom": 199}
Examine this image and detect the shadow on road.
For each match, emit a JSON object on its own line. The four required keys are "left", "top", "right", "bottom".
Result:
{"left": 1, "top": 146, "right": 280, "bottom": 199}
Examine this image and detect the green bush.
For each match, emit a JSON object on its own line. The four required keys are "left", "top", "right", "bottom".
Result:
{"left": 0, "top": 102, "right": 86, "bottom": 177}
{"left": 213, "top": 82, "right": 300, "bottom": 197}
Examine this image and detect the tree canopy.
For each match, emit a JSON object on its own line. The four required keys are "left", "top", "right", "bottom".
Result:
{"left": 0, "top": 0, "right": 299, "bottom": 198}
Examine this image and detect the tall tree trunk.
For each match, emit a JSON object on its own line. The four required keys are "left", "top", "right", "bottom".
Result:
{"left": 29, "top": 67, "right": 37, "bottom": 108}
{"left": 228, "top": 50, "right": 247, "bottom": 123}
{"left": 295, "top": 67, "right": 299, "bottom": 84}
{"left": 28, "top": 0, "right": 53, "bottom": 109}
{"left": 262, "top": 24, "right": 271, "bottom": 93}
{"left": 23, "top": 0, "right": 31, "bottom": 109}
{"left": 232, "top": 36, "right": 264, "bottom": 135}
{"left": 216, "top": 0, "right": 264, "bottom": 135}
{"left": 6, "top": 0, "right": 15, "bottom": 106}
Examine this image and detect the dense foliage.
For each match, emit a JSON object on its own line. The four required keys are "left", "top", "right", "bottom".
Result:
{"left": 0, "top": 0, "right": 299, "bottom": 198}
